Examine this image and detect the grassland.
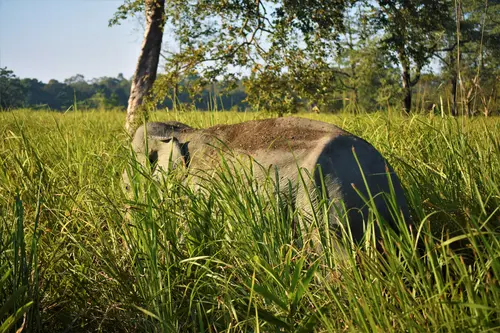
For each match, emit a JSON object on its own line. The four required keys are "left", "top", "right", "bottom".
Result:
{"left": 0, "top": 109, "right": 499, "bottom": 332}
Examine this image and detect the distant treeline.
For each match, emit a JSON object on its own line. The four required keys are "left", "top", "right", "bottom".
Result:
{"left": 0, "top": 69, "right": 130, "bottom": 110}
{"left": 0, "top": 67, "right": 248, "bottom": 111}
{"left": 1, "top": 64, "right": 499, "bottom": 115}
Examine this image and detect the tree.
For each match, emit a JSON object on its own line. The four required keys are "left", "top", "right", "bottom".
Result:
{"left": 43, "top": 79, "right": 74, "bottom": 109}
{"left": 367, "top": 0, "right": 450, "bottom": 113}
{"left": 112, "top": 0, "right": 349, "bottom": 117}
{"left": 458, "top": 0, "right": 500, "bottom": 116}
{"left": 0, "top": 68, "right": 24, "bottom": 109}
{"left": 64, "top": 74, "right": 86, "bottom": 85}
{"left": 113, "top": 0, "right": 166, "bottom": 134}
{"left": 331, "top": 6, "right": 401, "bottom": 112}
{"left": 432, "top": 0, "right": 500, "bottom": 116}
{"left": 21, "top": 78, "right": 52, "bottom": 108}
{"left": 243, "top": 2, "right": 403, "bottom": 114}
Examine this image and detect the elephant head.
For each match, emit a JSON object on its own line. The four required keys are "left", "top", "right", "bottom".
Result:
{"left": 123, "top": 121, "right": 192, "bottom": 191}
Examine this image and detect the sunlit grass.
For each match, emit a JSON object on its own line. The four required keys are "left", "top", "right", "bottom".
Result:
{"left": 0, "top": 109, "right": 499, "bottom": 332}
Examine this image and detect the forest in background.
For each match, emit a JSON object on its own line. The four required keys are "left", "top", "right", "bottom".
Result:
{"left": 0, "top": 69, "right": 248, "bottom": 111}
{"left": 4, "top": 65, "right": 495, "bottom": 115}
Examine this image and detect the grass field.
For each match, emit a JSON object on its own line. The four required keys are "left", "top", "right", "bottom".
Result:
{"left": 1, "top": 109, "right": 499, "bottom": 332}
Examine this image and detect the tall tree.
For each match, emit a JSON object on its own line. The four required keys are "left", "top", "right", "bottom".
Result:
{"left": 456, "top": 0, "right": 500, "bottom": 116}
{"left": 112, "top": 0, "right": 349, "bottom": 116}
{"left": 367, "top": 0, "right": 450, "bottom": 113}
{"left": 434, "top": 0, "right": 479, "bottom": 116}
{"left": 115, "top": 0, "right": 166, "bottom": 134}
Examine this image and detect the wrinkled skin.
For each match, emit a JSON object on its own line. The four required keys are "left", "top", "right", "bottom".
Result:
{"left": 123, "top": 117, "right": 411, "bottom": 244}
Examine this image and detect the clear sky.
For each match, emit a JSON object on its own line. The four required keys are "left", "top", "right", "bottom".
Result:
{"left": 0, "top": 0, "right": 145, "bottom": 83}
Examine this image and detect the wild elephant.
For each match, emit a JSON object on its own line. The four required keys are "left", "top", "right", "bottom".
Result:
{"left": 123, "top": 117, "right": 411, "bottom": 245}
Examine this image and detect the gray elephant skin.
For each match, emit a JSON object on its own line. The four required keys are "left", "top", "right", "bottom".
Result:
{"left": 124, "top": 117, "right": 411, "bottom": 244}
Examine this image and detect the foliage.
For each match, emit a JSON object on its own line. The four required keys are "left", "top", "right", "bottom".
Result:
{"left": 109, "top": 0, "right": 351, "bottom": 112}
{"left": 109, "top": 0, "right": 499, "bottom": 114}
{"left": 0, "top": 68, "right": 24, "bottom": 109}
{"left": 0, "top": 71, "right": 131, "bottom": 111}
{"left": 454, "top": 0, "right": 500, "bottom": 116}
{"left": 0, "top": 196, "right": 40, "bottom": 332}
{"left": 0, "top": 69, "right": 250, "bottom": 112}
{"left": 152, "top": 73, "right": 249, "bottom": 111}
{"left": 0, "top": 110, "right": 499, "bottom": 331}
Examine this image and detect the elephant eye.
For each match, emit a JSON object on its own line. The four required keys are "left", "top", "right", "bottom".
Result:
{"left": 148, "top": 151, "right": 158, "bottom": 169}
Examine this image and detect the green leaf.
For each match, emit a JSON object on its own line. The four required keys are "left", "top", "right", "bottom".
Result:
{"left": 255, "top": 307, "right": 292, "bottom": 330}
{"left": 252, "top": 284, "right": 288, "bottom": 312}
{"left": 0, "top": 286, "right": 27, "bottom": 319}
{"left": 290, "top": 257, "right": 305, "bottom": 295}
{"left": 0, "top": 301, "right": 33, "bottom": 333}
{"left": 294, "top": 261, "right": 319, "bottom": 306}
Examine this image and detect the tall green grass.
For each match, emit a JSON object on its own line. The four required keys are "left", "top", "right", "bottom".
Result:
{"left": 0, "top": 109, "right": 499, "bottom": 332}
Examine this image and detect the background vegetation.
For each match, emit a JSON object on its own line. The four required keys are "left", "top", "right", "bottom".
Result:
{"left": 113, "top": 0, "right": 500, "bottom": 116}
{"left": 0, "top": 69, "right": 248, "bottom": 112}
{"left": 1, "top": 110, "right": 499, "bottom": 332}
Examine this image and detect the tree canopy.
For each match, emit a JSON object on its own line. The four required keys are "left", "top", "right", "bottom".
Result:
{"left": 111, "top": 0, "right": 499, "bottom": 115}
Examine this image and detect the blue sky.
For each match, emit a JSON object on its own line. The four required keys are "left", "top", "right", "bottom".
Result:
{"left": 0, "top": 0, "right": 145, "bottom": 82}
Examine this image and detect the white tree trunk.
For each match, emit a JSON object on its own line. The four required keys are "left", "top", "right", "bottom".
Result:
{"left": 125, "top": 0, "right": 166, "bottom": 135}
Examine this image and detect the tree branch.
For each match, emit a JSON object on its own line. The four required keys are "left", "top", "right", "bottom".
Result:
{"left": 433, "top": 53, "right": 450, "bottom": 67}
